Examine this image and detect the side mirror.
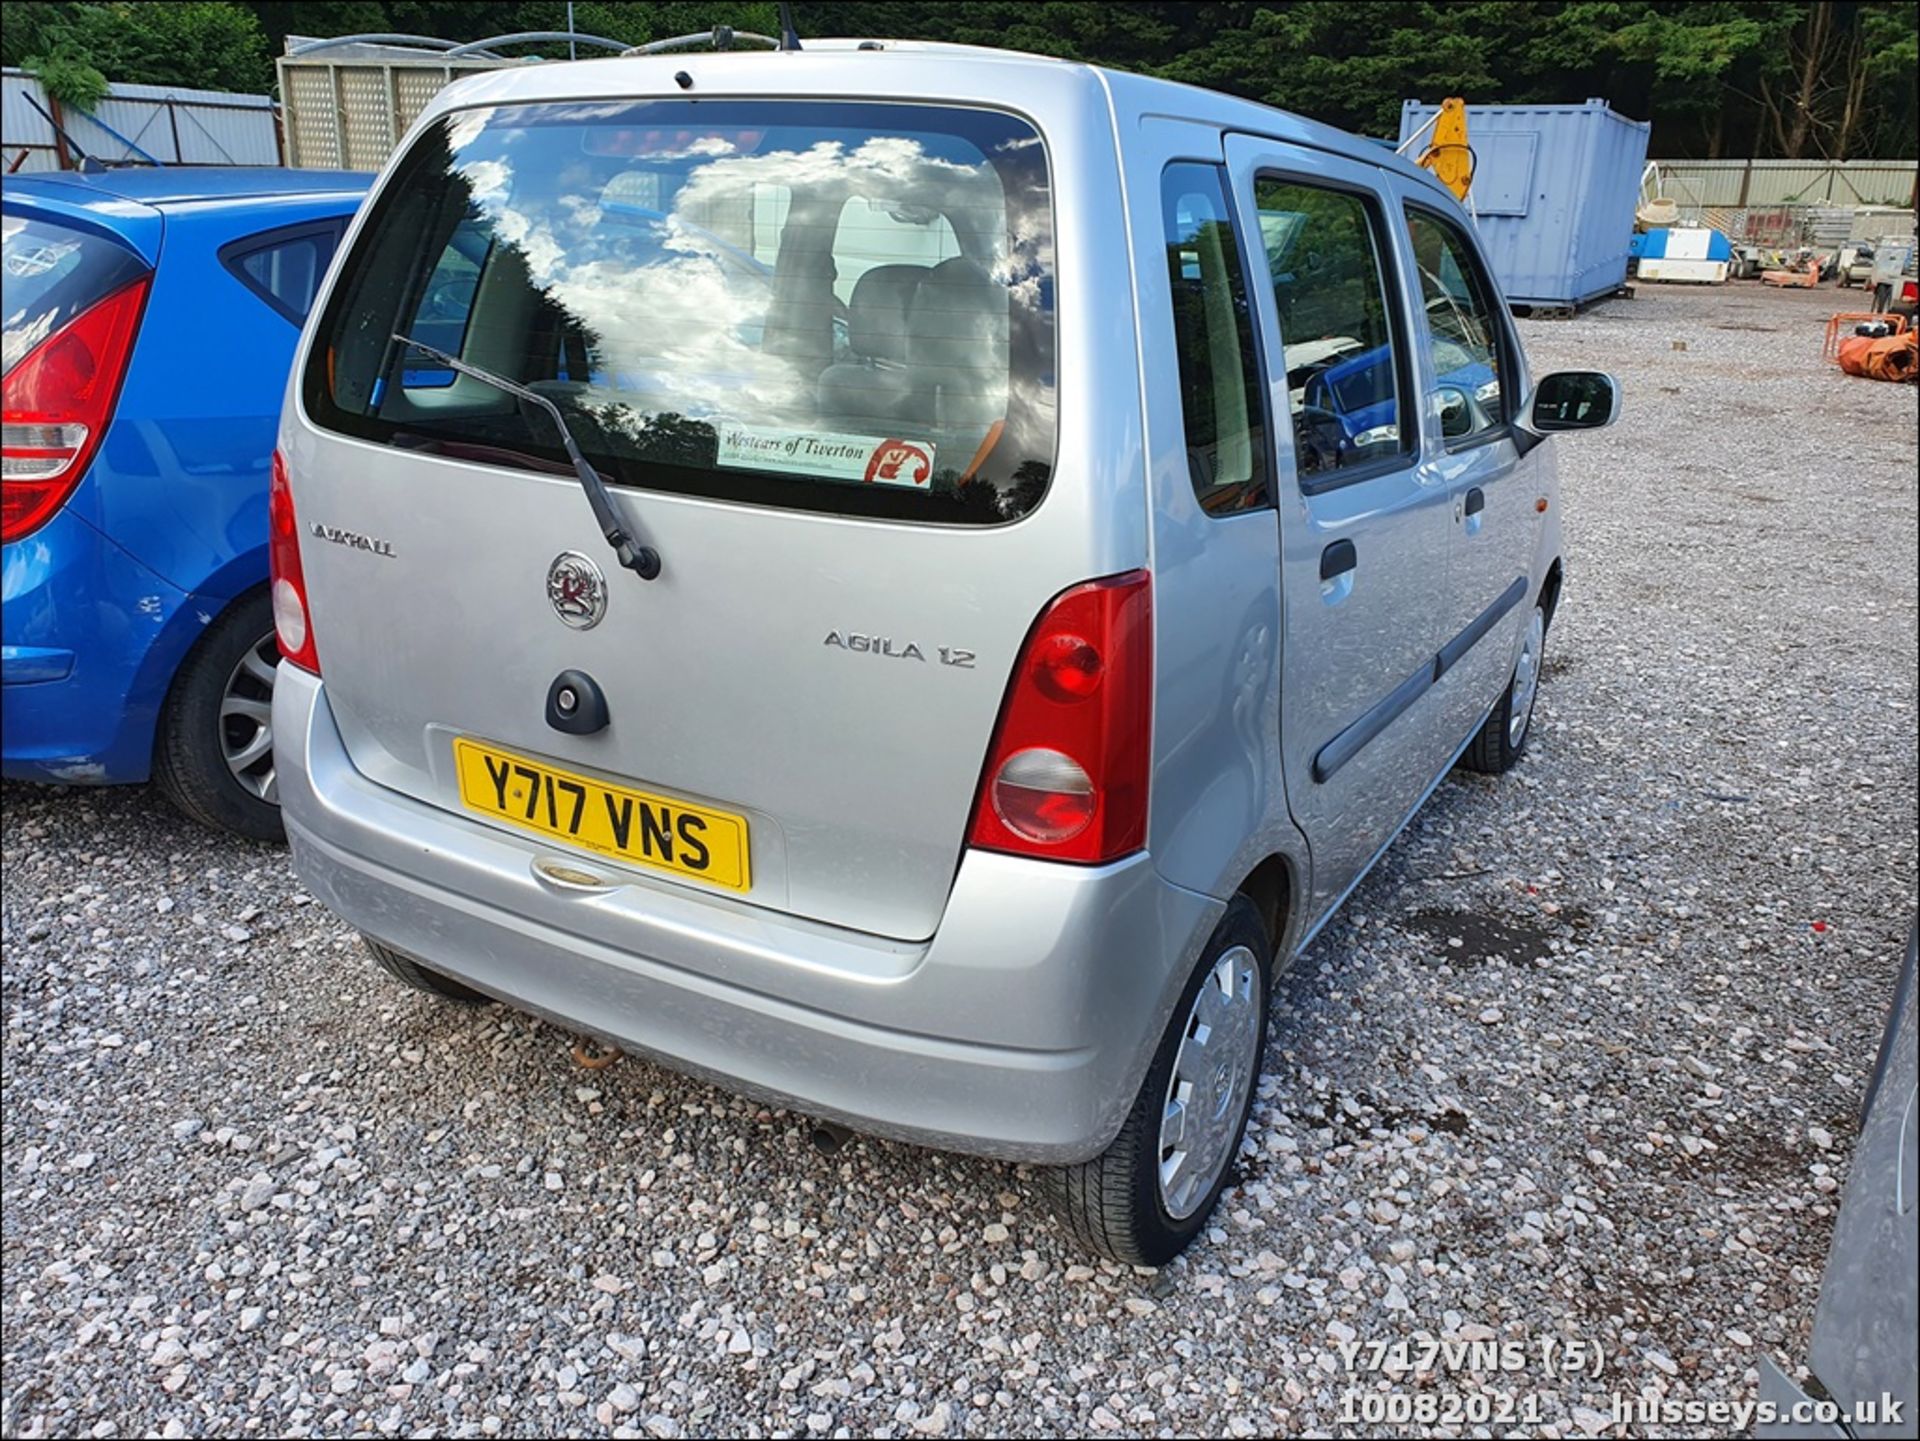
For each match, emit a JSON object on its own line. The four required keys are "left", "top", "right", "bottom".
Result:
{"left": 1520, "top": 371, "right": 1620, "bottom": 434}
{"left": 1435, "top": 385, "right": 1476, "bottom": 440}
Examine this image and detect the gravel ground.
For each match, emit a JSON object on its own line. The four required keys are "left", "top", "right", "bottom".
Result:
{"left": 4, "top": 281, "right": 1916, "bottom": 1440}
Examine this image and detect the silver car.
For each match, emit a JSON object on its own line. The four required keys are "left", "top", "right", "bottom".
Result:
{"left": 272, "top": 39, "right": 1618, "bottom": 1262}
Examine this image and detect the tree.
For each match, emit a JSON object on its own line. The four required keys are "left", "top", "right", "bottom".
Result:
{"left": 1608, "top": 3, "right": 1773, "bottom": 158}
{"left": 21, "top": 3, "right": 273, "bottom": 94}
{"left": 7, "top": 1, "right": 1912, "bottom": 157}
{"left": 23, "top": 46, "right": 110, "bottom": 112}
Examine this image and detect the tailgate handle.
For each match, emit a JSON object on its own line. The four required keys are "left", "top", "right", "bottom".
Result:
{"left": 547, "top": 669, "right": 609, "bottom": 735}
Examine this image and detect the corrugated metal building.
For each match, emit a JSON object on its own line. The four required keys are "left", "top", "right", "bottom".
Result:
{"left": 1400, "top": 99, "right": 1651, "bottom": 310}
{"left": 2, "top": 68, "right": 278, "bottom": 171}
{"left": 1650, "top": 159, "right": 1917, "bottom": 210}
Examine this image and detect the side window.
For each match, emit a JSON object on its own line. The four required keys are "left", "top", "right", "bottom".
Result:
{"left": 1160, "top": 162, "right": 1269, "bottom": 515}
{"left": 1405, "top": 210, "right": 1508, "bottom": 442}
{"left": 1253, "top": 176, "right": 1408, "bottom": 483}
{"left": 220, "top": 223, "right": 341, "bottom": 326}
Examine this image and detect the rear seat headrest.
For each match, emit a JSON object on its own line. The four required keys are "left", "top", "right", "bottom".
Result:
{"left": 845, "top": 264, "right": 930, "bottom": 363}
{"left": 909, "top": 258, "right": 1008, "bottom": 364}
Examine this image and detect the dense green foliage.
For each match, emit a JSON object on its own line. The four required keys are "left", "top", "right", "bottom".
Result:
{"left": 11, "top": 2, "right": 270, "bottom": 96}
{"left": 3, "top": 2, "right": 1913, "bottom": 159}
{"left": 21, "top": 44, "right": 110, "bottom": 112}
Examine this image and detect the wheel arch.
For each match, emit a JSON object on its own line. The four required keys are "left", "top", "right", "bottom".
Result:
{"left": 148, "top": 577, "right": 273, "bottom": 742}
{"left": 1236, "top": 851, "right": 1300, "bottom": 965}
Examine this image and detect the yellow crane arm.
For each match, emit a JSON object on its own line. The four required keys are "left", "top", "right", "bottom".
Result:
{"left": 1419, "top": 97, "right": 1473, "bottom": 202}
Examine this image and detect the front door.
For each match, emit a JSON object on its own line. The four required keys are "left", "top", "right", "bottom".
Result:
{"left": 1223, "top": 135, "right": 1462, "bottom": 920}
{"left": 1392, "top": 197, "right": 1546, "bottom": 738}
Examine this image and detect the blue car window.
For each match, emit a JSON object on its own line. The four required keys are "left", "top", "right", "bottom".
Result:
{"left": 220, "top": 222, "right": 343, "bottom": 326}
{"left": 1253, "top": 177, "right": 1408, "bottom": 483}
{"left": 1405, "top": 210, "right": 1507, "bottom": 442}
{"left": 1161, "top": 163, "right": 1270, "bottom": 516}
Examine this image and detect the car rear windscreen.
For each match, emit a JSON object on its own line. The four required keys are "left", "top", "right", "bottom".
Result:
{"left": 2, "top": 212, "right": 148, "bottom": 377}
{"left": 304, "top": 100, "right": 1057, "bottom": 525}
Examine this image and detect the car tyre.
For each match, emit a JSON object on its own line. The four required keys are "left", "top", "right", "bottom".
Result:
{"left": 1461, "top": 600, "right": 1548, "bottom": 774}
{"left": 153, "top": 588, "right": 285, "bottom": 842}
{"left": 1040, "top": 895, "right": 1271, "bottom": 1265}
{"left": 364, "top": 937, "right": 493, "bottom": 1005}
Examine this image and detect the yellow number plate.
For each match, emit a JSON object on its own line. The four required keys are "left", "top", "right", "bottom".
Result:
{"left": 453, "top": 738, "right": 750, "bottom": 892}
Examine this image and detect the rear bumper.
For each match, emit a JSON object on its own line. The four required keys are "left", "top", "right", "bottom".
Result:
{"left": 276, "top": 665, "right": 1223, "bottom": 1162}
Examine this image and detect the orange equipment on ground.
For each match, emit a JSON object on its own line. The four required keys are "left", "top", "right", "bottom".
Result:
{"left": 1836, "top": 328, "right": 1919, "bottom": 382}
{"left": 1823, "top": 311, "right": 1909, "bottom": 359}
{"left": 1763, "top": 257, "right": 1823, "bottom": 288}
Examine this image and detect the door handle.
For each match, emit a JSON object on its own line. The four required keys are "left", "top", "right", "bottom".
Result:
{"left": 1464, "top": 487, "right": 1486, "bottom": 517}
{"left": 1320, "top": 539, "right": 1357, "bottom": 580}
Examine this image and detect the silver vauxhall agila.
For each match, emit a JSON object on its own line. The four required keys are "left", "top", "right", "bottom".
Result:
{"left": 272, "top": 36, "right": 1619, "bottom": 1262}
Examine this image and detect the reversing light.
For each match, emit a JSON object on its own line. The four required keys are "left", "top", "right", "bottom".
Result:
{"left": 991, "top": 747, "right": 1096, "bottom": 843}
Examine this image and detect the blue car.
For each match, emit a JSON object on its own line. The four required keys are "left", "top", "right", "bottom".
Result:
{"left": 3, "top": 167, "right": 369, "bottom": 838}
{"left": 1305, "top": 337, "right": 1500, "bottom": 449}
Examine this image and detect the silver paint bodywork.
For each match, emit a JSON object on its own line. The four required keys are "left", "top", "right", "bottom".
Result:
{"left": 276, "top": 41, "right": 1567, "bottom": 1161}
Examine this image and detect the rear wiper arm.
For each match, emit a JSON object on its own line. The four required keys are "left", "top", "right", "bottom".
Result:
{"left": 392, "top": 336, "right": 661, "bottom": 581}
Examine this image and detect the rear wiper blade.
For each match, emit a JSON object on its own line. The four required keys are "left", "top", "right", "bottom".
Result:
{"left": 392, "top": 336, "right": 661, "bottom": 581}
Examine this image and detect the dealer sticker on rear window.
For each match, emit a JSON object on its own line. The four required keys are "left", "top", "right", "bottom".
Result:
{"left": 717, "top": 423, "right": 935, "bottom": 488}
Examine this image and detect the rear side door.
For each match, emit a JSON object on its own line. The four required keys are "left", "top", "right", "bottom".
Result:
{"left": 1222, "top": 135, "right": 1460, "bottom": 918}
{"left": 1390, "top": 194, "right": 1544, "bottom": 737}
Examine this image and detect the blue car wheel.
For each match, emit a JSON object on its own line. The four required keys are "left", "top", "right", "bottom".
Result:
{"left": 152, "top": 589, "right": 284, "bottom": 841}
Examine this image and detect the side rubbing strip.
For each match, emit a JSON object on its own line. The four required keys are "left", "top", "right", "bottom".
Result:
{"left": 1436, "top": 575, "right": 1528, "bottom": 679}
{"left": 1313, "top": 663, "right": 1433, "bottom": 783}
{"left": 1313, "top": 575, "right": 1532, "bottom": 784}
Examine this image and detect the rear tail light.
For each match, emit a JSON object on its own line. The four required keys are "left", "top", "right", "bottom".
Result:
{"left": 1902, "top": 280, "right": 1918, "bottom": 303}
{"left": 269, "top": 451, "right": 320, "bottom": 674}
{"left": 968, "top": 570, "right": 1152, "bottom": 863}
{"left": 2, "top": 275, "right": 149, "bottom": 543}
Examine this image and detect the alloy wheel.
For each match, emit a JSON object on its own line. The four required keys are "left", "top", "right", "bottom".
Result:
{"left": 220, "top": 632, "right": 281, "bottom": 803}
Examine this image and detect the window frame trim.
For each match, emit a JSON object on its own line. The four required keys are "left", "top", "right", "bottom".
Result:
{"left": 1401, "top": 201, "right": 1521, "bottom": 457}
{"left": 217, "top": 218, "right": 348, "bottom": 328}
{"left": 1249, "top": 166, "right": 1421, "bottom": 498}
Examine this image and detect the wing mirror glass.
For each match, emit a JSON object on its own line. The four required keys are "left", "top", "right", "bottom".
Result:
{"left": 1521, "top": 371, "right": 1620, "bottom": 433}
{"left": 1435, "top": 385, "right": 1475, "bottom": 440}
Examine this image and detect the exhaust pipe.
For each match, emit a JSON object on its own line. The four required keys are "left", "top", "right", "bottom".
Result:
{"left": 809, "top": 1121, "right": 854, "bottom": 1156}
